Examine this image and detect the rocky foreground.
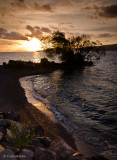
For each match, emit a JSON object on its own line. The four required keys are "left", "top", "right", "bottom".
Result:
{"left": 0, "top": 112, "right": 109, "bottom": 160}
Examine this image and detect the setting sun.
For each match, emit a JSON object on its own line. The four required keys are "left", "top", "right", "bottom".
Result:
{"left": 22, "top": 38, "right": 42, "bottom": 51}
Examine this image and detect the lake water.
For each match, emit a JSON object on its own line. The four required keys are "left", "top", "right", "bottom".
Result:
{"left": 0, "top": 51, "right": 58, "bottom": 65}
{"left": 1, "top": 51, "right": 117, "bottom": 157}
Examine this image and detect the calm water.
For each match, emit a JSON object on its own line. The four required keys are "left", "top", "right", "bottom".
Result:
{"left": 0, "top": 51, "right": 58, "bottom": 65}
{"left": 1, "top": 51, "right": 117, "bottom": 157}
{"left": 28, "top": 51, "right": 117, "bottom": 157}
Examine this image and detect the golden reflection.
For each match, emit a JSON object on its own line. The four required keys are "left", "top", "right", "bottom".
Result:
{"left": 33, "top": 52, "right": 41, "bottom": 63}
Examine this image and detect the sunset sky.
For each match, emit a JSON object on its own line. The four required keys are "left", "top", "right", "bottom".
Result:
{"left": 0, "top": 0, "right": 117, "bottom": 52}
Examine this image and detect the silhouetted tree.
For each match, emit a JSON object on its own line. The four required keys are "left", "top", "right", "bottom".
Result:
{"left": 41, "top": 31, "right": 105, "bottom": 65}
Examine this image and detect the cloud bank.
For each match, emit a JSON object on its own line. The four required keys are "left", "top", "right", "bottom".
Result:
{"left": 0, "top": 28, "right": 28, "bottom": 40}
{"left": 98, "top": 4, "right": 117, "bottom": 18}
{"left": 26, "top": 25, "right": 51, "bottom": 38}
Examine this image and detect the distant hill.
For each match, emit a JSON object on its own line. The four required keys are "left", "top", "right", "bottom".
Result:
{"left": 103, "top": 44, "right": 117, "bottom": 51}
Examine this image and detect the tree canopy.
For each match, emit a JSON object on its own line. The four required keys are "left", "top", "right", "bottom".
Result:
{"left": 41, "top": 31, "right": 105, "bottom": 65}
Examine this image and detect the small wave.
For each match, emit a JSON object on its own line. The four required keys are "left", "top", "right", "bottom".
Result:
{"left": 19, "top": 51, "right": 117, "bottom": 158}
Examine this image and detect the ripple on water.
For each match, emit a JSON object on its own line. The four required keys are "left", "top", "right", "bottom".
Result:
{"left": 30, "top": 51, "right": 117, "bottom": 157}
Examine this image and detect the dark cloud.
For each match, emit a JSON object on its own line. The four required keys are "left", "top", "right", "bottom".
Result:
{"left": 84, "top": 4, "right": 117, "bottom": 19}
{"left": 59, "top": 22, "right": 72, "bottom": 25}
{"left": 92, "top": 26, "right": 117, "bottom": 32}
{"left": 18, "top": 0, "right": 25, "bottom": 2}
{"left": 26, "top": 25, "right": 35, "bottom": 32}
{"left": 83, "top": 6, "right": 92, "bottom": 10}
{"left": 49, "top": 25, "right": 58, "bottom": 30}
{"left": 0, "top": 27, "right": 28, "bottom": 40}
{"left": 54, "top": 0, "right": 72, "bottom": 6}
{"left": 3, "top": 32, "right": 28, "bottom": 40}
{"left": 34, "top": 3, "right": 52, "bottom": 12}
{"left": 26, "top": 25, "right": 52, "bottom": 38}
{"left": 58, "top": 22, "right": 74, "bottom": 28}
{"left": 0, "top": 28, "right": 7, "bottom": 36}
{"left": 99, "top": 4, "right": 117, "bottom": 18}
{"left": 42, "top": 4, "right": 52, "bottom": 12}
{"left": 11, "top": 0, "right": 26, "bottom": 9}
{"left": 26, "top": 25, "right": 43, "bottom": 38}
{"left": 41, "top": 27, "right": 51, "bottom": 33}
{"left": 9, "top": 0, "right": 53, "bottom": 12}
{"left": 98, "top": 33, "right": 113, "bottom": 38}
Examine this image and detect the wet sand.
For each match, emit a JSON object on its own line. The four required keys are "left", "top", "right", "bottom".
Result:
{"left": 0, "top": 66, "right": 105, "bottom": 159}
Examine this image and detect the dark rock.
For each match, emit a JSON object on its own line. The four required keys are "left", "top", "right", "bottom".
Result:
{"left": 3, "top": 112, "right": 21, "bottom": 122}
{"left": 0, "top": 131, "right": 3, "bottom": 141}
{"left": 87, "top": 155, "right": 109, "bottom": 160}
{"left": 55, "top": 139, "right": 75, "bottom": 159}
{"left": 35, "top": 137, "right": 51, "bottom": 148}
{"left": 71, "top": 97, "right": 80, "bottom": 102}
{"left": 0, "top": 142, "right": 10, "bottom": 148}
{"left": 3, "top": 62, "right": 6, "bottom": 67}
{"left": 0, "top": 119, "right": 7, "bottom": 126}
{"left": 17, "top": 149, "right": 34, "bottom": 160}
{"left": 35, "top": 147, "right": 56, "bottom": 160}
{"left": 34, "top": 125, "right": 44, "bottom": 137}
{"left": 24, "top": 145, "right": 36, "bottom": 152}
{"left": 0, "top": 145, "right": 5, "bottom": 153}
{"left": 0, "top": 149, "right": 16, "bottom": 160}
{"left": 0, "top": 115, "right": 3, "bottom": 119}
{"left": 31, "top": 139, "right": 43, "bottom": 148}
{"left": 7, "top": 146, "right": 19, "bottom": 154}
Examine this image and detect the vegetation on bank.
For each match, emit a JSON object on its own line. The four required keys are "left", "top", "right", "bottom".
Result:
{"left": 6, "top": 124, "right": 35, "bottom": 149}
{"left": 41, "top": 31, "right": 105, "bottom": 65}
{"left": 0, "top": 112, "right": 109, "bottom": 160}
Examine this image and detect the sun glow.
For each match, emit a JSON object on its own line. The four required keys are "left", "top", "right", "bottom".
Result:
{"left": 22, "top": 38, "right": 42, "bottom": 51}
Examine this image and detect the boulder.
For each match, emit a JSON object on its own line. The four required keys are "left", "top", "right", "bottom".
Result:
{"left": 34, "top": 125, "right": 44, "bottom": 137}
{"left": 0, "top": 131, "right": 3, "bottom": 141}
{"left": 17, "top": 149, "right": 34, "bottom": 160}
{"left": 87, "top": 156, "right": 109, "bottom": 160}
{"left": 24, "top": 145, "right": 36, "bottom": 152}
{"left": 35, "top": 147, "right": 56, "bottom": 160}
{"left": 3, "top": 112, "right": 21, "bottom": 122}
{"left": 31, "top": 139, "right": 43, "bottom": 147}
{"left": 0, "top": 115, "right": 3, "bottom": 119}
{"left": 0, "top": 149, "right": 16, "bottom": 160}
{"left": 6, "top": 146, "right": 19, "bottom": 154}
{"left": 52, "top": 138, "right": 75, "bottom": 160}
{"left": 0, "top": 142, "right": 10, "bottom": 148}
{"left": 0, "top": 119, "right": 7, "bottom": 127}
{"left": 35, "top": 137, "right": 51, "bottom": 148}
{"left": 0, "top": 145, "right": 5, "bottom": 153}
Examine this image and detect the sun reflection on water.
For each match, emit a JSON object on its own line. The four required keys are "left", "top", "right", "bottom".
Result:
{"left": 33, "top": 52, "right": 41, "bottom": 63}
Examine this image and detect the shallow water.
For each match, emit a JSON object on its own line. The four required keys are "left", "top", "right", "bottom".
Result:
{"left": 27, "top": 51, "right": 117, "bottom": 157}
